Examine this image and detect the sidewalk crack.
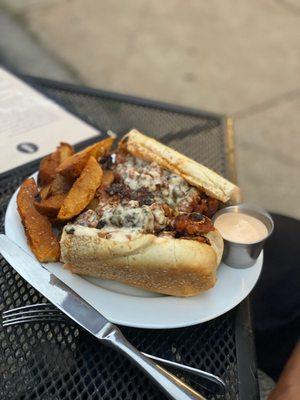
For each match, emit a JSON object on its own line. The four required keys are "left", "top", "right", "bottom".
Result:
{"left": 273, "top": 0, "right": 300, "bottom": 16}
{"left": 233, "top": 89, "right": 300, "bottom": 119}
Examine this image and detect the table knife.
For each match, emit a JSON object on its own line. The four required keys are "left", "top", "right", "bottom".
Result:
{"left": 0, "top": 234, "right": 206, "bottom": 400}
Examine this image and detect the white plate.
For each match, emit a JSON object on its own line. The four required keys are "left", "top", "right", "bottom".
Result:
{"left": 5, "top": 176, "right": 263, "bottom": 329}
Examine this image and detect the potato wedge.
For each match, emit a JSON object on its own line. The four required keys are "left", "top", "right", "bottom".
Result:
{"left": 38, "top": 142, "right": 74, "bottom": 186}
{"left": 39, "top": 183, "right": 51, "bottom": 200}
{"left": 58, "top": 142, "right": 74, "bottom": 163}
{"left": 48, "top": 174, "right": 73, "bottom": 197}
{"left": 58, "top": 157, "right": 103, "bottom": 220}
{"left": 56, "top": 137, "right": 114, "bottom": 180}
{"left": 17, "top": 178, "right": 60, "bottom": 262}
{"left": 35, "top": 194, "right": 67, "bottom": 217}
{"left": 38, "top": 151, "right": 60, "bottom": 186}
{"left": 57, "top": 151, "right": 89, "bottom": 181}
{"left": 39, "top": 174, "right": 72, "bottom": 200}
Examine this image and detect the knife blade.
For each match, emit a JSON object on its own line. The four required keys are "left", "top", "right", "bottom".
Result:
{"left": 0, "top": 234, "right": 110, "bottom": 337}
{"left": 0, "top": 234, "right": 206, "bottom": 400}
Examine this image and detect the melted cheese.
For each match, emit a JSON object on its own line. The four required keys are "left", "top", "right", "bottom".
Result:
{"left": 115, "top": 155, "right": 198, "bottom": 211}
{"left": 74, "top": 154, "right": 201, "bottom": 234}
{"left": 100, "top": 201, "right": 168, "bottom": 233}
{"left": 66, "top": 225, "right": 141, "bottom": 243}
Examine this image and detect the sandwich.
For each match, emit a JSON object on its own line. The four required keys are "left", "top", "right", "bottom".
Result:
{"left": 60, "top": 130, "right": 239, "bottom": 296}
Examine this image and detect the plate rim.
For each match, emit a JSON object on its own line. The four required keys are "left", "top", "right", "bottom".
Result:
{"left": 4, "top": 174, "right": 263, "bottom": 329}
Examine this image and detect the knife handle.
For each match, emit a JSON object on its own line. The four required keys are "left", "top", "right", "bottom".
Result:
{"left": 99, "top": 324, "right": 207, "bottom": 400}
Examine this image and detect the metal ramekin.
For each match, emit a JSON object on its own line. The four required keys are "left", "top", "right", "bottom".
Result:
{"left": 212, "top": 203, "right": 274, "bottom": 268}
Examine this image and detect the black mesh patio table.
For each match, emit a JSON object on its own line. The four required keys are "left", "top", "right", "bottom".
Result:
{"left": 0, "top": 77, "right": 259, "bottom": 400}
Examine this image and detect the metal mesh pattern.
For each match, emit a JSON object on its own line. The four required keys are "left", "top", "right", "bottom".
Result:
{"left": 25, "top": 80, "right": 227, "bottom": 176}
{"left": 0, "top": 79, "right": 239, "bottom": 399}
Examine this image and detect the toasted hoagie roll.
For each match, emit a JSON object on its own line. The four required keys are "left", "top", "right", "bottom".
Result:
{"left": 119, "top": 129, "right": 240, "bottom": 203}
{"left": 60, "top": 130, "right": 238, "bottom": 296}
{"left": 61, "top": 226, "right": 223, "bottom": 297}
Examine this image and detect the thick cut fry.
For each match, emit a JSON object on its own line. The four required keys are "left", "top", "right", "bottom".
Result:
{"left": 56, "top": 137, "right": 114, "bottom": 180}
{"left": 17, "top": 178, "right": 60, "bottom": 262}
{"left": 58, "top": 157, "right": 103, "bottom": 220}
{"left": 39, "top": 183, "right": 51, "bottom": 200}
{"left": 48, "top": 174, "right": 73, "bottom": 197}
{"left": 39, "top": 174, "right": 72, "bottom": 200}
{"left": 35, "top": 194, "right": 67, "bottom": 217}
{"left": 38, "top": 152, "right": 60, "bottom": 186}
{"left": 38, "top": 143, "right": 74, "bottom": 200}
{"left": 58, "top": 142, "right": 74, "bottom": 163}
{"left": 38, "top": 143, "right": 74, "bottom": 186}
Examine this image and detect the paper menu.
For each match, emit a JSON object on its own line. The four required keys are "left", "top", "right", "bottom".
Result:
{"left": 0, "top": 67, "right": 100, "bottom": 174}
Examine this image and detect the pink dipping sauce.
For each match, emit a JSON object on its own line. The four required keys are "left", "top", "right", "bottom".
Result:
{"left": 214, "top": 212, "right": 268, "bottom": 244}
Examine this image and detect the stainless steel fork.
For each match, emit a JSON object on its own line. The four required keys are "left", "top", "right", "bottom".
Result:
{"left": 2, "top": 303, "right": 225, "bottom": 395}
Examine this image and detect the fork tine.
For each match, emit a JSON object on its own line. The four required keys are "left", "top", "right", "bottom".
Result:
{"left": 3, "top": 315, "right": 67, "bottom": 327}
{"left": 3, "top": 303, "right": 56, "bottom": 315}
{"left": 2, "top": 313, "right": 66, "bottom": 323}
{"left": 2, "top": 308, "right": 62, "bottom": 320}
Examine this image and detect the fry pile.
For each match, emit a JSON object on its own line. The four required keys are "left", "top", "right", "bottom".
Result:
{"left": 17, "top": 138, "right": 114, "bottom": 262}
